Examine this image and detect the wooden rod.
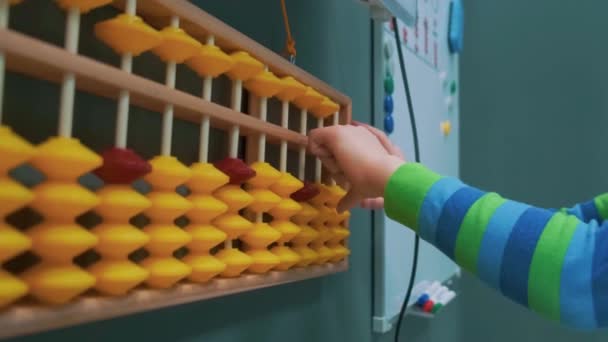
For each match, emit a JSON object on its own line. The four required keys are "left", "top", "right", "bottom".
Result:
{"left": 58, "top": 6, "right": 79, "bottom": 138}
{"left": 298, "top": 109, "right": 307, "bottom": 180}
{"left": 1, "top": 30, "right": 308, "bottom": 147}
{"left": 279, "top": 100, "right": 289, "bottom": 172}
{"left": 0, "top": 0, "right": 8, "bottom": 123}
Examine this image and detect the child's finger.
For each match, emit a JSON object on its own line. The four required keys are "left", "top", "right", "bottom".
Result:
{"left": 353, "top": 122, "right": 402, "bottom": 158}
{"left": 338, "top": 190, "right": 360, "bottom": 213}
{"left": 319, "top": 155, "right": 340, "bottom": 174}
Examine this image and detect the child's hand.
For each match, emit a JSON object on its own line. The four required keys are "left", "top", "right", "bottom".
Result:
{"left": 308, "top": 123, "right": 405, "bottom": 212}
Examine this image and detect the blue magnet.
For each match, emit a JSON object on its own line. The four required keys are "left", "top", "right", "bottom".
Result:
{"left": 448, "top": 0, "right": 464, "bottom": 54}
{"left": 384, "top": 95, "right": 394, "bottom": 114}
{"left": 384, "top": 114, "right": 394, "bottom": 134}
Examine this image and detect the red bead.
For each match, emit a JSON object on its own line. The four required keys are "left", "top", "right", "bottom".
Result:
{"left": 94, "top": 147, "right": 151, "bottom": 184}
{"left": 290, "top": 181, "right": 320, "bottom": 202}
{"left": 422, "top": 300, "right": 434, "bottom": 313}
{"left": 213, "top": 157, "right": 256, "bottom": 185}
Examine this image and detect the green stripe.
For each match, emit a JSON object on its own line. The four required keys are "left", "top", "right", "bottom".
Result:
{"left": 384, "top": 163, "right": 441, "bottom": 232}
{"left": 528, "top": 212, "right": 578, "bottom": 321}
{"left": 454, "top": 193, "right": 506, "bottom": 274}
{"left": 594, "top": 193, "right": 608, "bottom": 220}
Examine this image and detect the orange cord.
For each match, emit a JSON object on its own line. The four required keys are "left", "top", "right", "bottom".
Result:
{"left": 280, "top": 0, "right": 296, "bottom": 61}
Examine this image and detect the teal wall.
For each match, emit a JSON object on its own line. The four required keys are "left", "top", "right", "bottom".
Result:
{"left": 459, "top": 0, "right": 608, "bottom": 341}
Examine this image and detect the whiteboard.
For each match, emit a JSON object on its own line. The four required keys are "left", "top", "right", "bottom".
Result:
{"left": 372, "top": 0, "right": 461, "bottom": 333}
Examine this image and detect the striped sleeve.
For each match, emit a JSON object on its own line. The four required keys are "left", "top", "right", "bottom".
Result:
{"left": 384, "top": 163, "right": 608, "bottom": 330}
{"left": 559, "top": 193, "right": 608, "bottom": 223}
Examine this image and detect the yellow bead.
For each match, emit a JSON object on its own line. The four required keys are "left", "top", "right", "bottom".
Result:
{"left": 214, "top": 185, "right": 253, "bottom": 213}
{"left": 0, "top": 270, "right": 28, "bottom": 308}
{"left": 22, "top": 263, "right": 96, "bottom": 304}
{"left": 276, "top": 77, "right": 306, "bottom": 102}
{"left": 268, "top": 198, "right": 302, "bottom": 220}
{"left": 28, "top": 223, "right": 98, "bottom": 262}
{"left": 31, "top": 182, "right": 100, "bottom": 220}
{"left": 270, "top": 245, "right": 301, "bottom": 271}
{"left": 327, "top": 227, "right": 350, "bottom": 245}
{"left": 140, "top": 257, "right": 191, "bottom": 289}
{"left": 187, "top": 163, "right": 229, "bottom": 194}
{"left": 293, "top": 87, "right": 324, "bottom": 110}
{"left": 183, "top": 254, "right": 226, "bottom": 283}
{"left": 213, "top": 214, "right": 252, "bottom": 240}
{"left": 187, "top": 194, "right": 228, "bottom": 223}
{"left": 186, "top": 45, "right": 234, "bottom": 78}
{"left": 441, "top": 120, "right": 452, "bottom": 136}
{"left": 310, "top": 205, "right": 332, "bottom": 227}
{"left": 0, "top": 224, "right": 31, "bottom": 263}
{"left": 55, "top": 0, "right": 112, "bottom": 12}
{"left": 246, "top": 250, "right": 280, "bottom": 274}
{"left": 291, "top": 225, "right": 319, "bottom": 245}
{"left": 292, "top": 203, "right": 319, "bottom": 225}
{"left": 268, "top": 172, "right": 303, "bottom": 198}
{"left": 185, "top": 224, "right": 226, "bottom": 252}
{"left": 88, "top": 260, "right": 148, "bottom": 295}
{"left": 271, "top": 220, "right": 301, "bottom": 243}
{"left": 152, "top": 26, "right": 201, "bottom": 63}
{"left": 216, "top": 248, "right": 253, "bottom": 278}
{"left": 292, "top": 246, "right": 318, "bottom": 267}
{"left": 310, "top": 184, "right": 332, "bottom": 206}
{"left": 311, "top": 245, "right": 333, "bottom": 265}
{"left": 143, "top": 224, "right": 192, "bottom": 256}
{"left": 226, "top": 51, "right": 264, "bottom": 81}
{"left": 30, "top": 137, "right": 101, "bottom": 181}
{"left": 91, "top": 223, "right": 149, "bottom": 258}
{"left": 247, "top": 162, "right": 281, "bottom": 189}
{"left": 240, "top": 222, "right": 280, "bottom": 249}
{"left": 247, "top": 189, "right": 281, "bottom": 213}
{"left": 145, "top": 155, "right": 192, "bottom": 191}
{"left": 244, "top": 70, "right": 284, "bottom": 98}
{"left": 325, "top": 184, "right": 347, "bottom": 208}
{"left": 329, "top": 245, "right": 350, "bottom": 263}
{"left": 311, "top": 97, "right": 340, "bottom": 119}
{"left": 145, "top": 192, "right": 193, "bottom": 222}
{"left": 0, "top": 177, "right": 34, "bottom": 217}
{"left": 95, "top": 185, "right": 151, "bottom": 221}
{"left": 95, "top": 14, "right": 162, "bottom": 56}
{"left": 0, "top": 125, "right": 35, "bottom": 174}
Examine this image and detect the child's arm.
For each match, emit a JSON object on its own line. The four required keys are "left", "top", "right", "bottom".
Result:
{"left": 308, "top": 124, "right": 608, "bottom": 330}
{"left": 385, "top": 163, "right": 607, "bottom": 330}
{"left": 557, "top": 193, "right": 608, "bottom": 223}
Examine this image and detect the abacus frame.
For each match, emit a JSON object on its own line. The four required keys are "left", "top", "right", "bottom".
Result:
{"left": 0, "top": 0, "right": 351, "bottom": 339}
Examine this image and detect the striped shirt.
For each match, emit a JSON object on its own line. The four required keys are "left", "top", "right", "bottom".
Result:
{"left": 384, "top": 163, "right": 608, "bottom": 330}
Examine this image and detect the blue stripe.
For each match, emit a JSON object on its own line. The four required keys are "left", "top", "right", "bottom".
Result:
{"left": 500, "top": 207, "right": 553, "bottom": 307}
{"left": 560, "top": 221, "right": 597, "bottom": 329}
{"left": 477, "top": 200, "right": 529, "bottom": 290}
{"left": 593, "top": 220, "right": 608, "bottom": 327}
{"left": 435, "top": 187, "right": 485, "bottom": 259}
{"left": 418, "top": 177, "right": 464, "bottom": 245}
{"left": 581, "top": 200, "right": 600, "bottom": 222}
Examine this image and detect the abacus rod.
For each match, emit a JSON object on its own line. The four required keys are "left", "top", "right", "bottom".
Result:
{"left": 298, "top": 109, "right": 307, "bottom": 180}
{"left": 228, "top": 79, "right": 242, "bottom": 158}
{"left": 125, "top": 0, "right": 136, "bottom": 16}
{"left": 314, "top": 117, "right": 323, "bottom": 183}
{"left": 115, "top": 53, "right": 133, "bottom": 148}
{"left": 0, "top": 0, "right": 8, "bottom": 124}
{"left": 257, "top": 97, "right": 267, "bottom": 163}
{"left": 198, "top": 35, "right": 215, "bottom": 163}
{"left": 279, "top": 100, "right": 289, "bottom": 172}
{"left": 58, "top": 6, "right": 80, "bottom": 138}
{"left": 161, "top": 60, "right": 176, "bottom": 156}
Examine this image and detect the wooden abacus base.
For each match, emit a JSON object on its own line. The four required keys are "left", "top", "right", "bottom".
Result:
{"left": 0, "top": 260, "right": 347, "bottom": 339}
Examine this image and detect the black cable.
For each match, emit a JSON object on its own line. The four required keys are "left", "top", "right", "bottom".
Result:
{"left": 391, "top": 16, "right": 421, "bottom": 342}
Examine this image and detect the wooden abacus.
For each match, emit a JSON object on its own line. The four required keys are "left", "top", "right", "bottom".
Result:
{"left": 0, "top": 0, "right": 351, "bottom": 338}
